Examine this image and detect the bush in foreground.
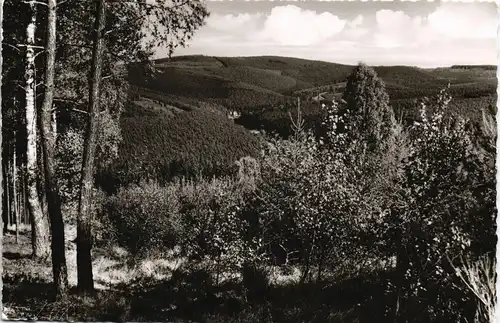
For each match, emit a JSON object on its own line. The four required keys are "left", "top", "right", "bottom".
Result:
{"left": 105, "top": 181, "right": 182, "bottom": 257}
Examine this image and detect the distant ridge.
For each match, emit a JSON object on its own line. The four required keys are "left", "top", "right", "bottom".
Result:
{"left": 131, "top": 54, "right": 495, "bottom": 130}
{"left": 450, "top": 65, "right": 497, "bottom": 70}
{"left": 166, "top": 55, "right": 497, "bottom": 70}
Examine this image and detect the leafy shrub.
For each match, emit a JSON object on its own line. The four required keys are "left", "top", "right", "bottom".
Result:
{"left": 105, "top": 181, "right": 182, "bottom": 257}
{"left": 251, "top": 107, "right": 363, "bottom": 282}
{"left": 177, "top": 176, "right": 260, "bottom": 280}
{"left": 104, "top": 168, "right": 258, "bottom": 265}
{"left": 385, "top": 88, "right": 496, "bottom": 322}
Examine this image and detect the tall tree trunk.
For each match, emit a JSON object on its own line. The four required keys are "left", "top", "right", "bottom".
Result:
{"left": 24, "top": 172, "right": 28, "bottom": 225}
{"left": 23, "top": 172, "right": 28, "bottom": 225}
{"left": 76, "top": 0, "right": 106, "bottom": 293}
{"left": 17, "top": 180, "right": 22, "bottom": 226}
{"left": 40, "top": 0, "right": 68, "bottom": 300}
{"left": 5, "top": 160, "right": 14, "bottom": 230}
{"left": 25, "top": 2, "right": 49, "bottom": 258}
{"left": 2, "top": 161, "right": 7, "bottom": 233}
{"left": 0, "top": 0, "right": 5, "bottom": 314}
{"left": 5, "top": 161, "right": 9, "bottom": 229}
{"left": 13, "top": 135, "right": 18, "bottom": 243}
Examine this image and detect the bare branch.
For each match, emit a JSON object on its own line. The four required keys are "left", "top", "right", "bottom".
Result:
{"left": 17, "top": 44, "right": 45, "bottom": 50}
{"left": 22, "top": 0, "right": 48, "bottom": 6}
{"left": 70, "top": 108, "right": 88, "bottom": 114}
{"left": 3, "top": 43, "right": 21, "bottom": 52}
{"left": 33, "top": 50, "right": 47, "bottom": 59}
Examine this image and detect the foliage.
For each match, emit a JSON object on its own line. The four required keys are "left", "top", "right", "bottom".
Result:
{"left": 340, "top": 63, "right": 395, "bottom": 151}
{"left": 450, "top": 65, "right": 497, "bottom": 70}
{"left": 386, "top": 88, "right": 496, "bottom": 322}
{"left": 105, "top": 181, "right": 182, "bottom": 257}
{"left": 103, "top": 171, "right": 263, "bottom": 276}
{"left": 54, "top": 128, "right": 84, "bottom": 207}
{"left": 258, "top": 133, "right": 362, "bottom": 280}
{"left": 52, "top": 0, "right": 210, "bottom": 216}
{"left": 322, "top": 65, "right": 406, "bottom": 250}
{"left": 250, "top": 101, "right": 373, "bottom": 281}
{"left": 4, "top": 45, "right": 497, "bottom": 321}
{"left": 89, "top": 187, "right": 110, "bottom": 247}
{"left": 56, "top": 0, "right": 209, "bottom": 102}
{"left": 55, "top": 110, "right": 122, "bottom": 207}
{"left": 177, "top": 177, "right": 251, "bottom": 273}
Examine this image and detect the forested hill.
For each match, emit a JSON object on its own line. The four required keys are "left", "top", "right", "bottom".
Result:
{"left": 130, "top": 55, "right": 496, "bottom": 123}
{"left": 113, "top": 55, "right": 496, "bottom": 186}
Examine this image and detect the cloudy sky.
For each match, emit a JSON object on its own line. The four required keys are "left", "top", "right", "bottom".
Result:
{"left": 165, "top": 0, "right": 498, "bottom": 68}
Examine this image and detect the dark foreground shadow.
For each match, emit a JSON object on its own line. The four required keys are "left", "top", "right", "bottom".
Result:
{"left": 3, "top": 268, "right": 390, "bottom": 322}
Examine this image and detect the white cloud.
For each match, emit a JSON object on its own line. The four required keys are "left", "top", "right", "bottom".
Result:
{"left": 427, "top": 3, "right": 496, "bottom": 40}
{"left": 372, "top": 4, "right": 496, "bottom": 49}
{"left": 373, "top": 10, "right": 423, "bottom": 48}
{"left": 255, "top": 5, "right": 346, "bottom": 46}
{"left": 172, "top": 3, "right": 496, "bottom": 67}
{"left": 206, "top": 13, "right": 262, "bottom": 32}
{"left": 343, "top": 27, "right": 370, "bottom": 40}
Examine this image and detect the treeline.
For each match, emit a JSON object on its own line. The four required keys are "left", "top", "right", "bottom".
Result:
{"left": 387, "top": 83, "right": 496, "bottom": 100}
{"left": 451, "top": 65, "right": 497, "bottom": 70}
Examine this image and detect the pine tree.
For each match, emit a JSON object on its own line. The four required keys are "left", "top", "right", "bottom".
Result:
{"left": 40, "top": 0, "right": 69, "bottom": 300}
{"left": 341, "top": 62, "right": 396, "bottom": 152}
{"left": 77, "top": 0, "right": 106, "bottom": 294}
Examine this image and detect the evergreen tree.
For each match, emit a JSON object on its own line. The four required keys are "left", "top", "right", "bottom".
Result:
{"left": 341, "top": 62, "right": 396, "bottom": 152}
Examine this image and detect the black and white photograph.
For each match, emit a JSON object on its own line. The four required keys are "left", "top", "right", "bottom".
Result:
{"left": 0, "top": 0, "right": 498, "bottom": 322}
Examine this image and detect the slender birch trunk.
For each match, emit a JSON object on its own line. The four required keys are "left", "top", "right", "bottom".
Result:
{"left": 77, "top": 0, "right": 106, "bottom": 293}
{"left": 2, "top": 168, "right": 6, "bottom": 233}
{"left": 23, "top": 172, "right": 28, "bottom": 225}
{"left": 13, "top": 135, "right": 18, "bottom": 243}
{"left": 6, "top": 160, "right": 10, "bottom": 229}
{"left": 25, "top": 2, "right": 50, "bottom": 258}
{"left": 40, "top": 0, "right": 68, "bottom": 300}
{"left": 1, "top": 0, "right": 4, "bottom": 314}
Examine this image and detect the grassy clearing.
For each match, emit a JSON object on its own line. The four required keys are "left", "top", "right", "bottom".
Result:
{"left": 3, "top": 229, "right": 391, "bottom": 322}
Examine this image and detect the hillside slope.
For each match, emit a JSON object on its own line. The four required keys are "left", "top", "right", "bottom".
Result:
{"left": 142, "top": 55, "right": 496, "bottom": 113}
{"left": 116, "top": 55, "right": 496, "bottom": 181}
